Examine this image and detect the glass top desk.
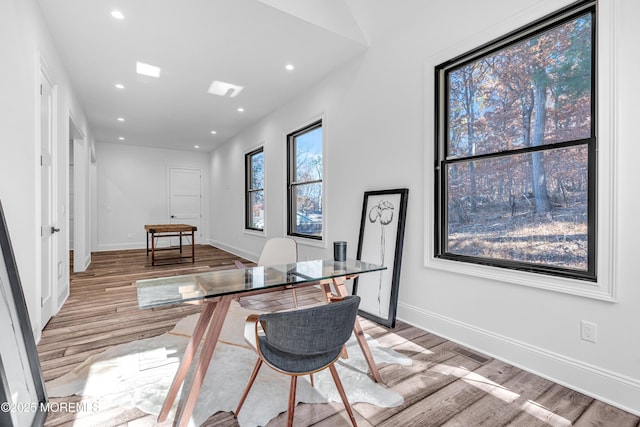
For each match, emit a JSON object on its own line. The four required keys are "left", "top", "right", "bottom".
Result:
{"left": 136, "top": 258, "right": 386, "bottom": 426}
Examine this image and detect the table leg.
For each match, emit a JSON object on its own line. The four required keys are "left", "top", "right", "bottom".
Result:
{"left": 319, "top": 281, "right": 333, "bottom": 303}
{"left": 146, "top": 231, "right": 149, "bottom": 256}
{"left": 157, "top": 301, "right": 217, "bottom": 422}
{"left": 191, "top": 230, "right": 195, "bottom": 263}
{"left": 151, "top": 232, "right": 156, "bottom": 266}
{"left": 333, "top": 277, "right": 382, "bottom": 383}
{"left": 179, "top": 232, "right": 183, "bottom": 254}
{"left": 176, "top": 295, "right": 233, "bottom": 427}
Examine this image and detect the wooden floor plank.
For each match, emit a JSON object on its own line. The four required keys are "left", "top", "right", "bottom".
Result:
{"left": 440, "top": 369, "right": 555, "bottom": 426}
{"left": 37, "top": 245, "right": 639, "bottom": 426}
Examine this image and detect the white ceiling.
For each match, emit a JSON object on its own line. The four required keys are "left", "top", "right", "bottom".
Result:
{"left": 37, "top": 0, "right": 430, "bottom": 152}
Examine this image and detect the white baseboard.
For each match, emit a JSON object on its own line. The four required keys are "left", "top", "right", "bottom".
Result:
{"left": 397, "top": 302, "right": 640, "bottom": 417}
{"left": 97, "top": 242, "right": 146, "bottom": 251}
{"left": 96, "top": 240, "right": 258, "bottom": 263}
{"left": 206, "top": 239, "right": 258, "bottom": 263}
{"left": 98, "top": 240, "right": 202, "bottom": 252}
{"left": 56, "top": 286, "right": 69, "bottom": 314}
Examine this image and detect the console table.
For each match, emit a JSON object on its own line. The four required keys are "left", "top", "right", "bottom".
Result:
{"left": 144, "top": 223, "right": 197, "bottom": 266}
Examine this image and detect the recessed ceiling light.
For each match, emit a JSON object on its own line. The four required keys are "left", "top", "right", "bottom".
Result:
{"left": 237, "top": 107, "right": 245, "bottom": 112}
{"left": 194, "top": 145, "right": 200, "bottom": 149}
{"left": 118, "top": 137, "right": 125, "bottom": 141}
{"left": 285, "top": 64, "right": 295, "bottom": 71}
{"left": 111, "top": 10, "right": 124, "bottom": 20}
{"left": 117, "top": 117, "right": 125, "bottom": 122}
{"left": 115, "top": 83, "right": 125, "bottom": 89}
{"left": 136, "top": 61, "right": 161, "bottom": 78}
{"left": 210, "top": 130, "right": 217, "bottom": 135}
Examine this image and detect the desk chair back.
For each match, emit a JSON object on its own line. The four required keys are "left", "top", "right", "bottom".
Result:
{"left": 257, "top": 237, "right": 297, "bottom": 266}
{"left": 235, "top": 295, "right": 361, "bottom": 427}
{"left": 258, "top": 237, "right": 299, "bottom": 306}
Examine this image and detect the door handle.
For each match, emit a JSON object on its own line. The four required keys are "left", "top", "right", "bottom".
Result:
{"left": 51, "top": 227, "right": 60, "bottom": 233}
{"left": 170, "top": 215, "right": 176, "bottom": 218}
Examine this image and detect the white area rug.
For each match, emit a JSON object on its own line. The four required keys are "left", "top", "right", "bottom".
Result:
{"left": 47, "top": 302, "right": 410, "bottom": 427}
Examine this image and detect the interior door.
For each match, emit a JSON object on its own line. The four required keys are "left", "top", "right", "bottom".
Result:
{"left": 169, "top": 168, "right": 201, "bottom": 245}
{"left": 40, "top": 70, "right": 55, "bottom": 328}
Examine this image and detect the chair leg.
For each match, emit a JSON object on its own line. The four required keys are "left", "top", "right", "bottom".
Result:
{"left": 287, "top": 376, "right": 297, "bottom": 427}
{"left": 234, "top": 358, "right": 263, "bottom": 418}
{"left": 329, "top": 364, "right": 358, "bottom": 427}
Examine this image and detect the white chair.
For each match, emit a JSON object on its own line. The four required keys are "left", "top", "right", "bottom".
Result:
{"left": 235, "top": 237, "right": 300, "bottom": 306}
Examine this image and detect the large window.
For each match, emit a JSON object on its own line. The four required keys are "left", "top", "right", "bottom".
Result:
{"left": 434, "top": 1, "right": 595, "bottom": 281}
{"left": 287, "top": 120, "right": 323, "bottom": 239}
{"left": 245, "top": 147, "right": 264, "bottom": 231}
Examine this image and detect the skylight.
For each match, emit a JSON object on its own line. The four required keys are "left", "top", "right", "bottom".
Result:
{"left": 111, "top": 10, "right": 124, "bottom": 20}
{"left": 136, "top": 62, "right": 161, "bottom": 78}
{"left": 208, "top": 80, "right": 244, "bottom": 98}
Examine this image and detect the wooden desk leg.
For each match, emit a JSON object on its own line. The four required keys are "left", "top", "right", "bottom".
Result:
{"left": 333, "top": 277, "right": 382, "bottom": 383}
{"left": 157, "top": 301, "right": 217, "bottom": 422}
{"left": 179, "top": 232, "right": 183, "bottom": 255}
{"left": 151, "top": 232, "right": 156, "bottom": 266}
{"left": 146, "top": 232, "right": 149, "bottom": 256}
{"left": 320, "top": 281, "right": 333, "bottom": 303}
{"left": 191, "top": 230, "right": 195, "bottom": 263}
{"left": 176, "top": 295, "right": 233, "bottom": 427}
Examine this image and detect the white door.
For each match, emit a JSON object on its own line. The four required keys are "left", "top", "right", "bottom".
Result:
{"left": 169, "top": 168, "right": 201, "bottom": 245}
{"left": 40, "top": 71, "right": 55, "bottom": 328}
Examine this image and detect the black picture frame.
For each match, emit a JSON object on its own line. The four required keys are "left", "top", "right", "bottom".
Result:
{"left": 0, "top": 200, "right": 48, "bottom": 426}
{"left": 353, "top": 188, "right": 408, "bottom": 328}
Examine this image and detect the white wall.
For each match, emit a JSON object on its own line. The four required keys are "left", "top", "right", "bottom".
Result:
{"left": 209, "top": 0, "right": 640, "bottom": 415}
{"left": 96, "top": 142, "right": 210, "bottom": 251}
{"left": 0, "top": 0, "right": 93, "bottom": 339}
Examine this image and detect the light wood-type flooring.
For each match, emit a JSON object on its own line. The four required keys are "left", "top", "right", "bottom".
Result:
{"left": 38, "top": 245, "right": 639, "bottom": 426}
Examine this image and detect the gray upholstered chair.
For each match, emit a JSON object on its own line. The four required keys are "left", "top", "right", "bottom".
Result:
{"left": 235, "top": 295, "right": 361, "bottom": 427}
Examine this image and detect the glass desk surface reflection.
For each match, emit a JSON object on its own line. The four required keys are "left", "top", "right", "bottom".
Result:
{"left": 136, "top": 258, "right": 385, "bottom": 309}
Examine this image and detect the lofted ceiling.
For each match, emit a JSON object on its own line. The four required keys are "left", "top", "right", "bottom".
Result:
{"left": 37, "top": 0, "right": 431, "bottom": 152}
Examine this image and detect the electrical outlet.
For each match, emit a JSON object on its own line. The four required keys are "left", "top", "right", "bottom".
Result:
{"left": 580, "top": 320, "right": 597, "bottom": 343}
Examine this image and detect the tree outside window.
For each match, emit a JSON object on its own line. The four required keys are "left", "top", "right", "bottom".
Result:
{"left": 245, "top": 147, "right": 264, "bottom": 231}
{"left": 287, "top": 121, "right": 323, "bottom": 239}
{"left": 435, "top": 1, "right": 596, "bottom": 280}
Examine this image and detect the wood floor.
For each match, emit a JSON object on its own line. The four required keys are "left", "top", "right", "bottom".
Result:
{"left": 38, "top": 245, "right": 639, "bottom": 427}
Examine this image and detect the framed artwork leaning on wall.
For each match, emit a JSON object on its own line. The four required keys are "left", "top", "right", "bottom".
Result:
{"left": 353, "top": 188, "right": 408, "bottom": 328}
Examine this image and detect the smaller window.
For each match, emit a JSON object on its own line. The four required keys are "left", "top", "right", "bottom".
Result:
{"left": 245, "top": 147, "right": 264, "bottom": 231}
{"left": 287, "top": 120, "right": 323, "bottom": 239}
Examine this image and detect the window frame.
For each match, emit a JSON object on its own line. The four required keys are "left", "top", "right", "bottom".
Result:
{"left": 245, "top": 146, "right": 264, "bottom": 232}
{"left": 286, "top": 119, "right": 324, "bottom": 240}
{"left": 425, "top": 0, "right": 618, "bottom": 301}
{"left": 434, "top": 0, "right": 597, "bottom": 282}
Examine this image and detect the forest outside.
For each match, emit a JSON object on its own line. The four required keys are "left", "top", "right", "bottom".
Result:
{"left": 441, "top": 7, "right": 593, "bottom": 275}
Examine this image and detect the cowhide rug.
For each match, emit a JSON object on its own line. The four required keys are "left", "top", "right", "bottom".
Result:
{"left": 47, "top": 301, "right": 410, "bottom": 426}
